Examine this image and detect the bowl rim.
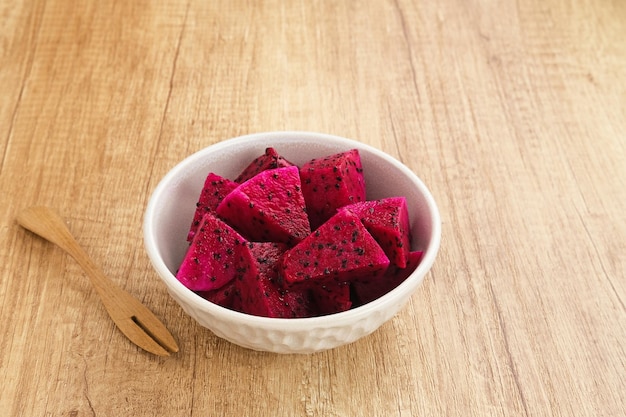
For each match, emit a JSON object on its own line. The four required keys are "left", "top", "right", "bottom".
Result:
{"left": 143, "top": 131, "right": 441, "bottom": 329}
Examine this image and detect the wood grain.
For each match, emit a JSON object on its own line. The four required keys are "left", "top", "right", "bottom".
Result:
{"left": 1, "top": 0, "right": 625, "bottom": 416}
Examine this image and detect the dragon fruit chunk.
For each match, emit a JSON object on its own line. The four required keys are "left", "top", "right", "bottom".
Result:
{"left": 196, "top": 280, "right": 238, "bottom": 309}
{"left": 279, "top": 210, "right": 390, "bottom": 286}
{"left": 352, "top": 250, "right": 423, "bottom": 306}
{"left": 187, "top": 172, "right": 238, "bottom": 242}
{"left": 176, "top": 212, "right": 249, "bottom": 291}
{"left": 310, "top": 282, "right": 352, "bottom": 315}
{"left": 234, "top": 147, "right": 295, "bottom": 184}
{"left": 237, "top": 242, "right": 315, "bottom": 318}
{"left": 340, "top": 197, "right": 411, "bottom": 268}
{"left": 300, "top": 148, "right": 366, "bottom": 229}
{"left": 216, "top": 166, "right": 311, "bottom": 245}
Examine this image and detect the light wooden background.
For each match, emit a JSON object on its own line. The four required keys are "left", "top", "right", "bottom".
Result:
{"left": 1, "top": 0, "right": 625, "bottom": 416}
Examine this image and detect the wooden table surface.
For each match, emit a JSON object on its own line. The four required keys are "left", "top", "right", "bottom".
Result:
{"left": 2, "top": 0, "right": 625, "bottom": 415}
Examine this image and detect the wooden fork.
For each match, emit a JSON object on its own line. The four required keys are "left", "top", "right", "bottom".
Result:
{"left": 16, "top": 206, "right": 179, "bottom": 356}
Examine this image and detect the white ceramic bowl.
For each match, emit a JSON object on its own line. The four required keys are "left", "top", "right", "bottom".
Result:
{"left": 144, "top": 131, "right": 441, "bottom": 354}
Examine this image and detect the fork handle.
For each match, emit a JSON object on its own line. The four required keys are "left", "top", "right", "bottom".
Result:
{"left": 17, "top": 206, "right": 178, "bottom": 356}
{"left": 16, "top": 207, "right": 121, "bottom": 298}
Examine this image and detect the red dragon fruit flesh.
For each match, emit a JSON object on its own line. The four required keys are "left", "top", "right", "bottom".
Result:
{"left": 234, "top": 147, "right": 295, "bottom": 184}
{"left": 300, "top": 148, "right": 366, "bottom": 229}
{"left": 176, "top": 146, "right": 422, "bottom": 318}
{"left": 236, "top": 242, "right": 315, "bottom": 318}
{"left": 340, "top": 197, "right": 411, "bottom": 268}
{"left": 216, "top": 166, "right": 311, "bottom": 245}
{"left": 176, "top": 212, "right": 250, "bottom": 292}
{"left": 187, "top": 172, "right": 238, "bottom": 242}
{"left": 196, "top": 280, "right": 238, "bottom": 309}
{"left": 352, "top": 250, "right": 423, "bottom": 306}
{"left": 310, "top": 281, "right": 352, "bottom": 315}
{"left": 279, "top": 210, "right": 390, "bottom": 286}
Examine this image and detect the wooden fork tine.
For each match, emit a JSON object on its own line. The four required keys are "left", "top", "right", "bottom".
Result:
{"left": 99, "top": 286, "right": 179, "bottom": 355}
{"left": 103, "top": 289, "right": 180, "bottom": 356}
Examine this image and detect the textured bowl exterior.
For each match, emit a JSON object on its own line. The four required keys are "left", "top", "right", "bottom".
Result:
{"left": 144, "top": 131, "right": 441, "bottom": 354}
